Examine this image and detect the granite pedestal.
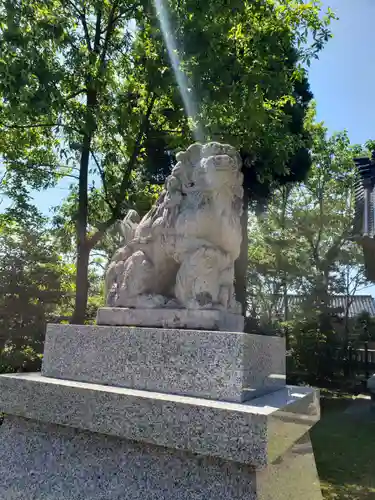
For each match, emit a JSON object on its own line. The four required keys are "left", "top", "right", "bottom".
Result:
{"left": 0, "top": 324, "right": 322, "bottom": 499}
{"left": 42, "top": 324, "right": 286, "bottom": 402}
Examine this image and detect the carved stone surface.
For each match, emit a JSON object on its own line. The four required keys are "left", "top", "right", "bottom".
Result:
{"left": 104, "top": 142, "right": 244, "bottom": 329}
{"left": 96, "top": 307, "right": 244, "bottom": 332}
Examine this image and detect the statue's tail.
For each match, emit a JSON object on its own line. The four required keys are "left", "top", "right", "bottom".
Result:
{"left": 104, "top": 210, "right": 141, "bottom": 305}
{"left": 121, "top": 209, "right": 141, "bottom": 243}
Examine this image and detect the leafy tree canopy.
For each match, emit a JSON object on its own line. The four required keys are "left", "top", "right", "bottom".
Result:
{"left": 0, "top": 0, "right": 335, "bottom": 321}
{"left": 248, "top": 109, "right": 369, "bottom": 331}
{"left": 0, "top": 214, "right": 75, "bottom": 371}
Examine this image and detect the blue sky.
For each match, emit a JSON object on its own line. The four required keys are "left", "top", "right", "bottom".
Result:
{"left": 309, "top": 0, "right": 375, "bottom": 296}
{"left": 310, "top": 0, "right": 375, "bottom": 145}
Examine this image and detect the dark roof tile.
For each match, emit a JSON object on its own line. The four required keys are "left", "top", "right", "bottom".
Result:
{"left": 275, "top": 295, "right": 375, "bottom": 318}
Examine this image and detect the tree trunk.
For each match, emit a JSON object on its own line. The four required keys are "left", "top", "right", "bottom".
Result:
{"left": 281, "top": 187, "right": 289, "bottom": 347}
{"left": 69, "top": 87, "right": 154, "bottom": 324}
{"left": 71, "top": 131, "right": 92, "bottom": 324}
{"left": 70, "top": 74, "right": 98, "bottom": 324}
{"left": 71, "top": 241, "right": 91, "bottom": 324}
{"left": 235, "top": 188, "right": 249, "bottom": 317}
{"left": 283, "top": 276, "right": 289, "bottom": 348}
{"left": 344, "top": 296, "right": 351, "bottom": 347}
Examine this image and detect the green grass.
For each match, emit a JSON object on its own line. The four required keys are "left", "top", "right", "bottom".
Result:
{"left": 311, "top": 391, "right": 375, "bottom": 499}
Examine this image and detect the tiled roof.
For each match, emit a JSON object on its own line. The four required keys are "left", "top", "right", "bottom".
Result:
{"left": 275, "top": 295, "right": 375, "bottom": 318}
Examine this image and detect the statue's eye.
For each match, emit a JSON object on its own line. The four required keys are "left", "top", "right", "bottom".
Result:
{"left": 188, "top": 182, "right": 195, "bottom": 187}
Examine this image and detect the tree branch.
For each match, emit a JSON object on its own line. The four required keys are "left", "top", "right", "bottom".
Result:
{"left": 0, "top": 122, "right": 81, "bottom": 134}
{"left": 66, "top": 0, "right": 84, "bottom": 17}
{"left": 100, "top": 0, "right": 120, "bottom": 67}
{"left": 91, "top": 151, "right": 114, "bottom": 211}
{"left": 66, "top": 88, "right": 87, "bottom": 100}
{"left": 90, "top": 260, "right": 106, "bottom": 270}
{"left": 357, "top": 284, "right": 374, "bottom": 292}
{"left": 115, "top": 92, "right": 157, "bottom": 207}
{"left": 65, "top": 1, "right": 92, "bottom": 52}
{"left": 87, "top": 92, "right": 157, "bottom": 249}
{"left": 87, "top": 213, "right": 119, "bottom": 249}
{"left": 325, "top": 229, "right": 350, "bottom": 265}
{"left": 3, "top": 161, "right": 79, "bottom": 180}
{"left": 1, "top": 122, "right": 60, "bottom": 130}
{"left": 81, "top": 12, "right": 92, "bottom": 52}
{"left": 111, "top": 5, "right": 139, "bottom": 27}
{"left": 303, "top": 232, "right": 321, "bottom": 267}
{"left": 94, "top": 5, "right": 103, "bottom": 54}
{"left": 100, "top": 4, "right": 138, "bottom": 34}
{"left": 91, "top": 250, "right": 107, "bottom": 259}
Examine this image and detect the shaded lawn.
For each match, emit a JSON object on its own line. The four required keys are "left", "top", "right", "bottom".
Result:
{"left": 311, "top": 391, "right": 375, "bottom": 499}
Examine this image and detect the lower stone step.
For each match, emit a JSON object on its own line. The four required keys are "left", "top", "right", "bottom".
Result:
{"left": 0, "top": 416, "right": 322, "bottom": 500}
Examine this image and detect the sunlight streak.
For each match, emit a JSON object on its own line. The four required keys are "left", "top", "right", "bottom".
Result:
{"left": 153, "top": 0, "right": 204, "bottom": 142}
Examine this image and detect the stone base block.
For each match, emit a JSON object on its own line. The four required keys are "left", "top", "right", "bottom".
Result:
{"left": 42, "top": 324, "right": 285, "bottom": 402}
{"left": 0, "top": 373, "right": 319, "bottom": 467}
{"left": 97, "top": 306, "right": 244, "bottom": 332}
{"left": 0, "top": 416, "right": 322, "bottom": 500}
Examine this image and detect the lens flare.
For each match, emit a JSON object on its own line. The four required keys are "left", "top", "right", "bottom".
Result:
{"left": 153, "top": 0, "right": 204, "bottom": 142}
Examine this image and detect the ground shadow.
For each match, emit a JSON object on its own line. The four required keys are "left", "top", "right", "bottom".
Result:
{"left": 312, "top": 394, "right": 375, "bottom": 500}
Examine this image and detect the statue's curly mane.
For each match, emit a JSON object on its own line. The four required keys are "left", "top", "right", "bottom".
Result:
{"left": 158, "top": 142, "right": 244, "bottom": 225}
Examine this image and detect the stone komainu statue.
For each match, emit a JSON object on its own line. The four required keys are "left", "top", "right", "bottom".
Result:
{"left": 105, "top": 142, "right": 244, "bottom": 313}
